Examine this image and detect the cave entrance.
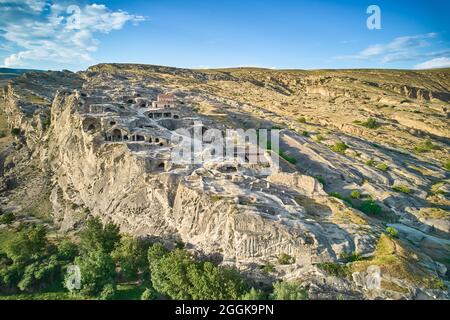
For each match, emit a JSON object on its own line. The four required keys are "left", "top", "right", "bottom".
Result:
{"left": 112, "top": 129, "right": 122, "bottom": 141}
{"left": 87, "top": 124, "right": 96, "bottom": 132}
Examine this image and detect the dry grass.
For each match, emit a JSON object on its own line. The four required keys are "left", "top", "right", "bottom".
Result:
{"left": 381, "top": 280, "right": 409, "bottom": 294}
{"left": 332, "top": 208, "right": 368, "bottom": 225}
{"left": 350, "top": 234, "right": 445, "bottom": 290}
{"left": 418, "top": 208, "right": 450, "bottom": 221}
{"left": 325, "top": 197, "right": 369, "bottom": 225}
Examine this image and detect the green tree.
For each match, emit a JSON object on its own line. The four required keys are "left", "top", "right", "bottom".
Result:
{"left": 0, "top": 226, "right": 68, "bottom": 293}
{"left": 141, "top": 287, "right": 158, "bottom": 300}
{"left": 149, "top": 248, "right": 192, "bottom": 299}
{"left": 359, "top": 200, "right": 382, "bottom": 215}
{"left": 75, "top": 250, "right": 116, "bottom": 296}
{"left": 271, "top": 281, "right": 308, "bottom": 300}
{"left": 0, "top": 263, "right": 22, "bottom": 289}
{"left": 0, "top": 212, "right": 15, "bottom": 225}
{"left": 186, "top": 261, "right": 247, "bottom": 300}
{"left": 241, "top": 287, "right": 266, "bottom": 300}
{"left": 79, "top": 218, "right": 121, "bottom": 254}
{"left": 277, "top": 253, "right": 295, "bottom": 265}
{"left": 57, "top": 239, "right": 79, "bottom": 262}
{"left": 148, "top": 242, "right": 169, "bottom": 261}
{"left": 17, "top": 256, "right": 59, "bottom": 292}
{"left": 99, "top": 283, "right": 116, "bottom": 300}
{"left": 148, "top": 245, "right": 248, "bottom": 300}
{"left": 112, "top": 235, "right": 149, "bottom": 281}
{"left": 3, "top": 225, "right": 48, "bottom": 266}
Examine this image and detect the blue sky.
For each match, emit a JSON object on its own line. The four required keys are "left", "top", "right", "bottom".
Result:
{"left": 0, "top": 0, "right": 449, "bottom": 70}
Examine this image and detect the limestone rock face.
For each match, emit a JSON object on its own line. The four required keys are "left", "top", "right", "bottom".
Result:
{"left": 43, "top": 91, "right": 335, "bottom": 266}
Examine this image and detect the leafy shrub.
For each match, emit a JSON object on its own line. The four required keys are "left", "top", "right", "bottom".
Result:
{"left": 313, "top": 134, "right": 324, "bottom": 142}
{"left": 148, "top": 245, "right": 248, "bottom": 300}
{"left": 0, "top": 212, "right": 15, "bottom": 225}
{"left": 17, "top": 256, "right": 60, "bottom": 292}
{"left": 271, "top": 281, "right": 307, "bottom": 300}
{"left": 0, "top": 225, "right": 67, "bottom": 293}
{"left": 10, "top": 128, "right": 21, "bottom": 136}
{"left": 296, "top": 117, "right": 306, "bottom": 124}
{"left": 0, "top": 130, "right": 6, "bottom": 138}
{"left": 79, "top": 217, "right": 121, "bottom": 254}
{"left": 111, "top": 235, "right": 149, "bottom": 281}
{"left": 74, "top": 250, "right": 116, "bottom": 296}
{"left": 414, "top": 138, "right": 438, "bottom": 153}
{"left": 301, "top": 131, "right": 309, "bottom": 137}
{"left": 3, "top": 225, "right": 48, "bottom": 266}
{"left": 260, "top": 264, "right": 275, "bottom": 274}
{"left": 386, "top": 227, "right": 399, "bottom": 238}
{"left": 175, "top": 240, "right": 185, "bottom": 250}
{"left": 41, "top": 117, "right": 51, "bottom": 128}
{"left": 331, "top": 141, "right": 348, "bottom": 154}
{"left": 99, "top": 283, "right": 116, "bottom": 300}
{"left": 350, "top": 190, "right": 361, "bottom": 199}
{"left": 317, "top": 263, "right": 350, "bottom": 277}
{"left": 444, "top": 160, "right": 450, "bottom": 171}
{"left": 277, "top": 253, "right": 295, "bottom": 265}
{"left": 365, "top": 159, "right": 375, "bottom": 166}
{"left": 376, "top": 163, "right": 389, "bottom": 172}
{"left": 359, "top": 200, "right": 382, "bottom": 215}
{"left": 341, "top": 251, "right": 362, "bottom": 262}
{"left": 210, "top": 195, "right": 223, "bottom": 202}
{"left": 241, "top": 288, "right": 267, "bottom": 300}
{"left": 392, "top": 185, "right": 411, "bottom": 194}
{"left": 56, "top": 239, "right": 78, "bottom": 261}
{"left": 141, "top": 287, "right": 158, "bottom": 300}
{"left": 359, "top": 118, "right": 380, "bottom": 129}
{"left": 329, "top": 192, "right": 353, "bottom": 206}
{"left": 423, "top": 277, "right": 446, "bottom": 290}
{"left": 330, "top": 192, "right": 342, "bottom": 199}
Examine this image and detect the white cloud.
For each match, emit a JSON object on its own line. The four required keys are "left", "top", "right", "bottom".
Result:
{"left": 0, "top": 0, "right": 48, "bottom": 12}
{"left": 335, "top": 33, "right": 450, "bottom": 67}
{"left": 414, "top": 57, "right": 450, "bottom": 69}
{"left": 0, "top": 0, "right": 145, "bottom": 69}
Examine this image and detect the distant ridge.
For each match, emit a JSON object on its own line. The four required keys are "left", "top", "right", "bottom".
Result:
{"left": 0, "top": 67, "right": 44, "bottom": 86}
{"left": 0, "top": 67, "right": 43, "bottom": 74}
